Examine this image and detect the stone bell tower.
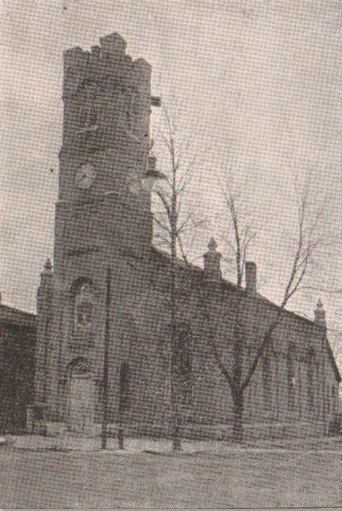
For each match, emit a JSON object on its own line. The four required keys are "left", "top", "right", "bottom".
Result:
{"left": 55, "top": 32, "right": 158, "bottom": 270}
{"left": 35, "top": 33, "right": 160, "bottom": 431}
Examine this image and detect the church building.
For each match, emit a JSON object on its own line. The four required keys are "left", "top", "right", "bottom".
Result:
{"left": 32, "top": 33, "right": 340, "bottom": 440}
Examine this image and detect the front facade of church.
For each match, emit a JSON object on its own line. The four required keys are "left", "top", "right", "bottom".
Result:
{"left": 33, "top": 33, "right": 340, "bottom": 439}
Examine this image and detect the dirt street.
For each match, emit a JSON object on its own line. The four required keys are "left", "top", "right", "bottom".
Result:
{"left": 0, "top": 447, "right": 341, "bottom": 508}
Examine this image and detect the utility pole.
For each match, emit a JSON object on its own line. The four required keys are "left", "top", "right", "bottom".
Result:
{"left": 101, "top": 267, "right": 111, "bottom": 450}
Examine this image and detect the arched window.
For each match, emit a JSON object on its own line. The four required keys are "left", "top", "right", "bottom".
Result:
{"left": 78, "top": 81, "right": 97, "bottom": 129}
{"left": 331, "top": 385, "right": 336, "bottom": 415}
{"left": 307, "top": 347, "right": 315, "bottom": 413}
{"left": 287, "top": 344, "right": 296, "bottom": 411}
{"left": 125, "top": 87, "right": 139, "bottom": 131}
{"left": 73, "top": 280, "right": 94, "bottom": 336}
{"left": 173, "top": 322, "right": 193, "bottom": 410}
{"left": 262, "top": 343, "right": 272, "bottom": 410}
{"left": 119, "top": 362, "right": 131, "bottom": 415}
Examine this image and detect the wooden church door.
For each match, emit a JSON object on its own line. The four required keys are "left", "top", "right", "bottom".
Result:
{"left": 67, "top": 359, "right": 95, "bottom": 435}
{"left": 68, "top": 375, "right": 94, "bottom": 434}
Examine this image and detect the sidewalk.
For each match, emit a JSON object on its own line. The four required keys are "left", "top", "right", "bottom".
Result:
{"left": 11, "top": 435, "right": 173, "bottom": 453}
{"left": 6, "top": 434, "right": 342, "bottom": 453}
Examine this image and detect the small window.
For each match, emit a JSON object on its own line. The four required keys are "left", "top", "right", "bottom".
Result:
{"left": 74, "top": 281, "right": 94, "bottom": 336}
{"left": 79, "top": 106, "right": 97, "bottom": 129}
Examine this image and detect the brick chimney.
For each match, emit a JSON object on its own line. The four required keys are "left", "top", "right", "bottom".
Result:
{"left": 314, "top": 299, "right": 326, "bottom": 328}
{"left": 203, "top": 238, "right": 222, "bottom": 283}
{"left": 245, "top": 261, "right": 257, "bottom": 294}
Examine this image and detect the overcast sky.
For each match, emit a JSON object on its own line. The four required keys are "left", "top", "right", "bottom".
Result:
{"left": 1, "top": 0, "right": 341, "bottom": 338}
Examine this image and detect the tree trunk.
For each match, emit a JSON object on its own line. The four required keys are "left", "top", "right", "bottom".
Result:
{"left": 232, "top": 391, "right": 244, "bottom": 442}
{"left": 170, "top": 175, "right": 182, "bottom": 452}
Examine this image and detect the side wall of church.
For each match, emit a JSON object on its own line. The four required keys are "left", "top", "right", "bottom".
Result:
{"left": 114, "top": 268, "right": 340, "bottom": 438}
{"left": 39, "top": 242, "right": 340, "bottom": 436}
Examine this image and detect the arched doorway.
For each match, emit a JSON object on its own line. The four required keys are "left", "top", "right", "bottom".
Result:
{"left": 67, "top": 358, "right": 94, "bottom": 434}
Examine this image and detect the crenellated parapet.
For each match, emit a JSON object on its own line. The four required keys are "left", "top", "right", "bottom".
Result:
{"left": 63, "top": 34, "right": 128, "bottom": 97}
{"left": 61, "top": 33, "right": 157, "bottom": 152}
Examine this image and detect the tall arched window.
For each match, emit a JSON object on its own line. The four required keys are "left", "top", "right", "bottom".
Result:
{"left": 287, "top": 344, "right": 296, "bottom": 411}
{"left": 331, "top": 385, "right": 336, "bottom": 416}
{"left": 307, "top": 347, "right": 315, "bottom": 413}
{"left": 173, "top": 322, "right": 192, "bottom": 410}
{"left": 119, "top": 362, "right": 131, "bottom": 415}
{"left": 73, "top": 280, "right": 94, "bottom": 336}
{"left": 125, "top": 87, "right": 139, "bottom": 131}
{"left": 262, "top": 343, "right": 272, "bottom": 410}
{"left": 78, "top": 80, "right": 97, "bottom": 129}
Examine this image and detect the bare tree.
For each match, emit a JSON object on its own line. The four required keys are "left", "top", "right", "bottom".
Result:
{"left": 152, "top": 104, "right": 205, "bottom": 450}
{"left": 199, "top": 170, "right": 328, "bottom": 441}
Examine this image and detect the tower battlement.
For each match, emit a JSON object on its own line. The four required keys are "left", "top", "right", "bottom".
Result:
{"left": 62, "top": 33, "right": 151, "bottom": 100}
{"left": 60, "top": 32, "right": 157, "bottom": 167}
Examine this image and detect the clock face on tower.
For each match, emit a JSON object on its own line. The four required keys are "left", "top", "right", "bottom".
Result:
{"left": 75, "top": 163, "right": 96, "bottom": 189}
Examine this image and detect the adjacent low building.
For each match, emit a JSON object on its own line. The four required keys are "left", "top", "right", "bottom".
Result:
{"left": 0, "top": 303, "right": 36, "bottom": 433}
